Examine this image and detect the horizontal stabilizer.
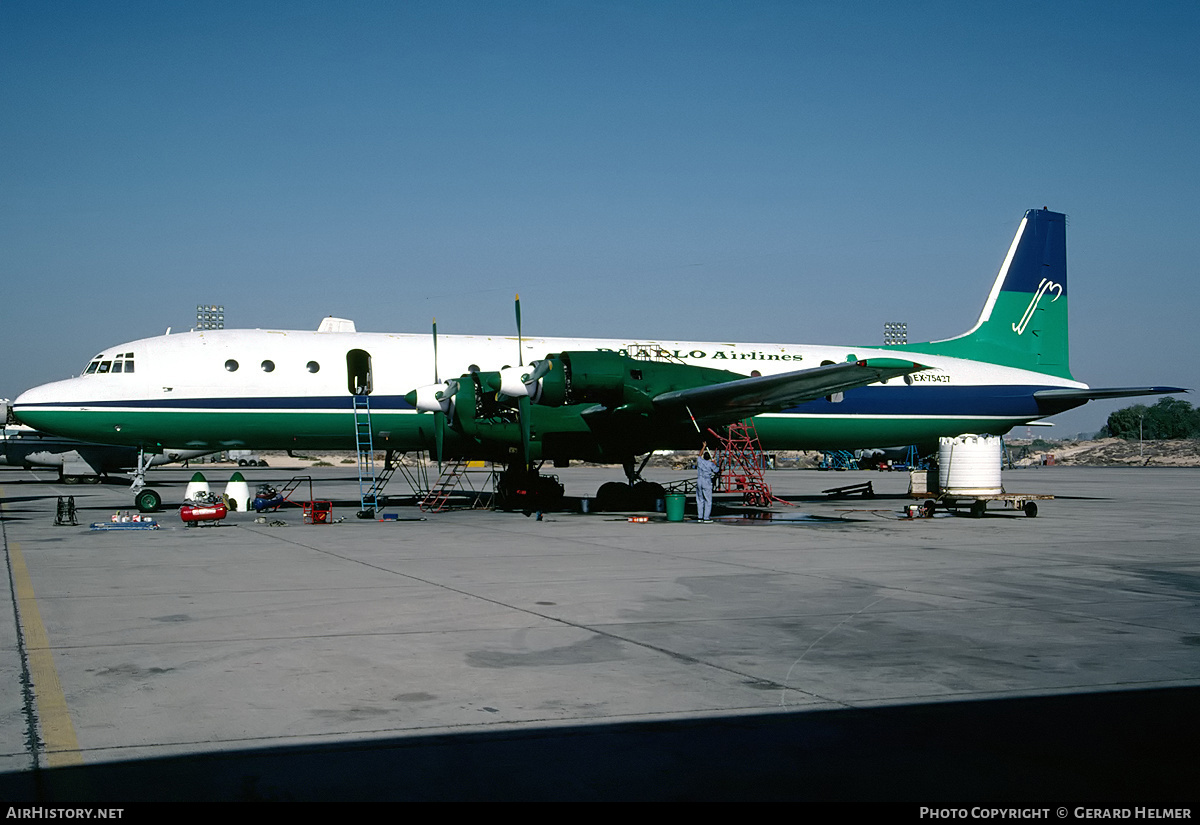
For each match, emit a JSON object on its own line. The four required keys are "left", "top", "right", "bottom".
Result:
{"left": 1033, "top": 386, "right": 1190, "bottom": 417}
{"left": 1034, "top": 386, "right": 1189, "bottom": 402}
{"left": 653, "top": 358, "right": 927, "bottom": 422}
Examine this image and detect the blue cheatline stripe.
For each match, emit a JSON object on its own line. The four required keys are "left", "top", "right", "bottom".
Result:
{"left": 16, "top": 395, "right": 417, "bottom": 411}
{"left": 16, "top": 385, "right": 1063, "bottom": 419}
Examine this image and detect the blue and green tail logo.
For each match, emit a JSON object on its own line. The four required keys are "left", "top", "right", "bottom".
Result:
{"left": 898, "top": 208, "right": 1073, "bottom": 380}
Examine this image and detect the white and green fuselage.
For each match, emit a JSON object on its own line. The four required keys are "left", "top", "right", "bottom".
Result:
{"left": 9, "top": 328, "right": 1081, "bottom": 456}
{"left": 15, "top": 209, "right": 1157, "bottom": 461}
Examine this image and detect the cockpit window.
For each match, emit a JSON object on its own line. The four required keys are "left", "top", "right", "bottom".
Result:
{"left": 84, "top": 352, "right": 134, "bottom": 375}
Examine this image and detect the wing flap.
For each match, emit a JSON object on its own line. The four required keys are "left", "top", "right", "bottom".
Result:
{"left": 652, "top": 358, "right": 928, "bottom": 421}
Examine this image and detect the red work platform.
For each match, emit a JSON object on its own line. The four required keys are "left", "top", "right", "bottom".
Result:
{"left": 708, "top": 420, "right": 791, "bottom": 507}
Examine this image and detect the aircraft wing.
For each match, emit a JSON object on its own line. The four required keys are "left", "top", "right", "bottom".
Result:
{"left": 652, "top": 358, "right": 928, "bottom": 421}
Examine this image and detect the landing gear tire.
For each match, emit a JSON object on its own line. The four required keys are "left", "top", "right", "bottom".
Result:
{"left": 631, "top": 481, "right": 666, "bottom": 512}
{"left": 595, "top": 482, "right": 633, "bottom": 512}
{"left": 135, "top": 489, "right": 162, "bottom": 513}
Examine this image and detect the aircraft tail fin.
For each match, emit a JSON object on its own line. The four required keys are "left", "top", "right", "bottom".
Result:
{"left": 900, "top": 208, "right": 1073, "bottom": 380}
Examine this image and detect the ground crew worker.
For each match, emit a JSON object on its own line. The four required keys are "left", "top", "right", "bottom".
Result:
{"left": 695, "top": 443, "right": 719, "bottom": 523}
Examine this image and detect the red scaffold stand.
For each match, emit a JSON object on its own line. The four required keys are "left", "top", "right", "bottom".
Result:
{"left": 707, "top": 420, "right": 792, "bottom": 507}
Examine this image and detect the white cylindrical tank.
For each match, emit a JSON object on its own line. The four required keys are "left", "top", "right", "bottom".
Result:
{"left": 938, "top": 434, "right": 1003, "bottom": 495}
{"left": 224, "top": 471, "right": 251, "bottom": 512}
{"left": 184, "top": 472, "right": 210, "bottom": 502}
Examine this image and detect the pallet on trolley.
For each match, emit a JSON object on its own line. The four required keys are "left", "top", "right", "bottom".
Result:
{"left": 917, "top": 491, "right": 1054, "bottom": 518}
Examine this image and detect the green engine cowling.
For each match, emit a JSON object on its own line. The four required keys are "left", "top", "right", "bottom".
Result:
{"left": 535, "top": 350, "right": 630, "bottom": 408}
{"left": 548, "top": 350, "right": 743, "bottom": 411}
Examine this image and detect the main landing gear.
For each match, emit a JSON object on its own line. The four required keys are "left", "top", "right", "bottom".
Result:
{"left": 594, "top": 455, "right": 666, "bottom": 512}
{"left": 494, "top": 465, "right": 565, "bottom": 513}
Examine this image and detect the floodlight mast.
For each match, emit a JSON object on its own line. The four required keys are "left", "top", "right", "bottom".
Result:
{"left": 196, "top": 305, "right": 225, "bottom": 330}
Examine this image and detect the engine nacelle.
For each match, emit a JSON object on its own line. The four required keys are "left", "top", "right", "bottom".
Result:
{"left": 554, "top": 351, "right": 627, "bottom": 404}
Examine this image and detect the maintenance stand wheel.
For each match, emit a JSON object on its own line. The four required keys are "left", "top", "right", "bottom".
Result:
{"left": 922, "top": 499, "right": 937, "bottom": 518}
{"left": 1023, "top": 501, "right": 1039, "bottom": 518}
{"left": 970, "top": 501, "right": 986, "bottom": 518}
{"left": 135, "top": 489, "right": 162, "bottom": 513}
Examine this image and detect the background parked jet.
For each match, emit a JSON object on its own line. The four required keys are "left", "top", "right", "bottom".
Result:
{"left": 2, "top": 401, "right": 212, "bottom": 481}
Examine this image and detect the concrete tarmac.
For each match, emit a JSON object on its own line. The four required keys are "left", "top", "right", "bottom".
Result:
{"left": 0, "top": 463, "right": 1197, "bottom": 802}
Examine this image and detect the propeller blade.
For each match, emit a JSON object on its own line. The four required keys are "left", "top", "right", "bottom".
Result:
{"left": 432, "top": 318, "right": 439, "bottom": 384}
{"left": 518, "top": 394, "right": 532, "bottom": 473}
{"left": 434, "top": 410, "right": 445, "bottom": 469}
{"left": 515, "top": 294, "right": 523, "bottom": 367}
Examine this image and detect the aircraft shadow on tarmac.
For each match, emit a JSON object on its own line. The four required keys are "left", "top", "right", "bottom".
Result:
{"left": 0, "top": 685, "right": 1194, "bottom": 803}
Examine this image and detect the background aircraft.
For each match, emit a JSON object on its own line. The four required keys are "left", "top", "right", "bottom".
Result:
{"left": 2, "top": 401, "right": 212, "bottom": 481}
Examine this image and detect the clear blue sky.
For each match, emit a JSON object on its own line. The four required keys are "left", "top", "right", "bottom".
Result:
{"left": 3, "top": 0, "right": 1197, "bottom": 435}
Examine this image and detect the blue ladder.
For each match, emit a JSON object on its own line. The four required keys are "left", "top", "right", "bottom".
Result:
{"left": 352, "top": 393, "right": 380, "bottom": 515}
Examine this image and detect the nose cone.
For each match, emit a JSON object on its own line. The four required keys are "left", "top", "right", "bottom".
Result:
{"left": 14, "top": 376, "right": 77, "bottom": 406}
{"left": 12, "top": 378, "right": 90, "bottom": 436}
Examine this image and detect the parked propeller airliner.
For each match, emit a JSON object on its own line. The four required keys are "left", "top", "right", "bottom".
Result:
{"left": 12, "top": 208, "right": 1184, "bottom": 512}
